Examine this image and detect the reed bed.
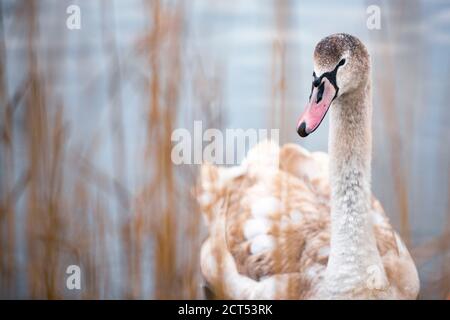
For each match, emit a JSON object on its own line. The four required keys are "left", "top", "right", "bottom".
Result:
{"left": 0, "top": 0, "right": 449, "bottom": 299}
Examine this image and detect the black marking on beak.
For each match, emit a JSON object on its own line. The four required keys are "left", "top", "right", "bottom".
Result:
{"left": 316, "top": 82, "right": 325, "bottom": 103}
{"left": 311, "top": 58, "right": 346, "bottom": 100}
{"left": 300, "top": 59, "right": 346, "bottom": 139}
{"left": 297, "top": 122, "right": 308, "bottom": 137}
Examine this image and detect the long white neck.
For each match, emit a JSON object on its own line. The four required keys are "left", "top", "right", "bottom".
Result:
{"left": 323, "top": 80, "right": 387, "bottom": 297}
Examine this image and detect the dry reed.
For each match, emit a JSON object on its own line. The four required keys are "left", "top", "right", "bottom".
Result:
{"left": 0, "top": 0, "right": 448, "bottom": 300}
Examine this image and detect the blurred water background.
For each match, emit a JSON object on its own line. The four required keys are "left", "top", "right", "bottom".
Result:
{"left": 0, "top": 0, "right": 449, "bottom": 299}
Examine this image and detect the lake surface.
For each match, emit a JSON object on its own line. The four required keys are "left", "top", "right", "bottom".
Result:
{"left": 1, "top": 0, "right": 449, "bottom": 299}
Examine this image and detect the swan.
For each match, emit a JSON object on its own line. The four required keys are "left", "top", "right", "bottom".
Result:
{"left": 197, "top": 33, "right": 419, "bottom": 299}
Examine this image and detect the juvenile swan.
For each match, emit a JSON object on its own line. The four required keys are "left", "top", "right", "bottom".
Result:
{"left": 198, "top": 34, "right": 419, "bottom": 299}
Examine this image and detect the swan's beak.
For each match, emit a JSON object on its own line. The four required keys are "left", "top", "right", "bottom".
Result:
{"left": 297, "top": 77, "right": 336, "bottom": 137}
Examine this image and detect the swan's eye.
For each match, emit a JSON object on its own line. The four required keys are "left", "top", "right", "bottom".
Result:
{"left": 338, "top": 58, "right": 346, "bottom": 66}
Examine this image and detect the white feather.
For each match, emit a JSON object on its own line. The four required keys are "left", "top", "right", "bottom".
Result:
{"left": 243, "top": 218, "right": 270, "bottom": 240}
{"left": 250, "top": 234, "right": 276, "bottom": 255}
{"left": 250, "top": 197, "right": 281, "bottom": 217}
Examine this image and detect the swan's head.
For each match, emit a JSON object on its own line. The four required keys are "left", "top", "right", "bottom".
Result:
{"left": 297, "top": 33, "right": 370, "bottom": 137}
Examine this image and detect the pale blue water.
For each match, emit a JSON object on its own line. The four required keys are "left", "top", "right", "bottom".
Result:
{"left": 1, "top": 0, "right": 449, "bottom": 298}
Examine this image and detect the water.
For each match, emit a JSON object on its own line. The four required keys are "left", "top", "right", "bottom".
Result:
{"left": 1, "top": 0, "right": 449, "bottom": 299}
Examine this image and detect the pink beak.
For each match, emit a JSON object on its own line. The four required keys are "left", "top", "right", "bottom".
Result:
{"left": 297, "top": 77, "right": 336, "bottom": 137}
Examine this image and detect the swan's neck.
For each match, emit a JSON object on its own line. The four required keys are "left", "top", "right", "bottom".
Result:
{"left": 324, "top": 81, "right": 387, "bottom": 297}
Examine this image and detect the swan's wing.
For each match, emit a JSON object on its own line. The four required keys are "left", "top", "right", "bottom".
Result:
{"left": 370, "top": 199, "right": 420, "bottom": 299}
{"left": 198, "top": 140, "right": 330, "bottom": 299}
{"left": 200, "top": 213, "right": 311, "bottom": 299}
{"left": 279, "top": 143, "right": 330, "bottom": 195}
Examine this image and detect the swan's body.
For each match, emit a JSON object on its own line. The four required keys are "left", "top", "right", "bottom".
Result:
{"left": 197, "top": 34, "right": 419, "bottom": 299}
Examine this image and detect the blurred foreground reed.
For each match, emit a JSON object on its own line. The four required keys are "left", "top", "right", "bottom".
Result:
{"left": 0, "top": 0, "right": 449, "bottom": 299}
{"left": 0, "top": 0, "right": 217, "bottom": 299}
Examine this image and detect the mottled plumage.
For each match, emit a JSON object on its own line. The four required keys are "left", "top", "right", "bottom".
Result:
{"left": 198, "top": 143, "right": 418, "bottom": 299}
